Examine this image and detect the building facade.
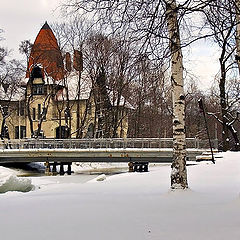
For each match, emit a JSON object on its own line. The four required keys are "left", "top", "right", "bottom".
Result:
{"left": 0, "top": 22, "right": 129, "bottom": 140}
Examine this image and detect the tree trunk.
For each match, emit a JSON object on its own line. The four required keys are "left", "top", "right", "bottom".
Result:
{"left": 76, "top": 71, "right": 82, "bottom": 138}
{"left": 228, "top": 124, "right": 240, "bottom": 151}
{"left": 26, "top": 95, "right": 34, "bottom": 137}
{"left": 219, "top": 46, "right": 230, "bottom": 151}
{"left": 166, "top": 0, "right": 188, "bottom": 189}
{"left": 235, "top": 0, "right": 240, "bottom": 151}
{"left": 236, "top": 0, "right": 240, "bottom": 73}
{"left": 219, "top": 76, "right": 230, "bottom": 151}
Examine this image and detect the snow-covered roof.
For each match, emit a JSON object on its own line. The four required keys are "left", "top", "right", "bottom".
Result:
{"left": 55, "top": 71, "right": 92, "bottom": 101}
{"left": 21, "top": 75, "right": 61, "bottom": 86}
{"left": 67, "top": 71, "right": 92, "bottom": 100}
{"left": 109, "top": 91, "right": 134, "bottom": 109}
{"left": 15, "top": 71, "right": 133, "bottom": 109}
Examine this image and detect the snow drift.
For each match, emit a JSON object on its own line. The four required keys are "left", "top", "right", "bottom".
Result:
{"left": 0, "top": 167, "right": 34, "bottom": 193}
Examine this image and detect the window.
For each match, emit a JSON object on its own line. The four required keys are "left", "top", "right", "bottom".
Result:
{"left": 15, "top": 126, "right": 26, "bottom": 139}
{"left": 33, "top": 108, "right": 36, "bottom": 120}
{"left": 56, "top": 126, "right": 70, "bottom": 139}
{"left": 18, "top": 101, "right": 25, "bottom": 116}
{"left": 20, "top": 102, "right": 24, "bottom": 116}
{"left": 32, "top": 85, "right": 44, "bottom": 95}
{"left": 31, "top": 66, "right": 43, "bottom": 79}
{"left": 38, "top": 104, "right": 41, "bottom": 120}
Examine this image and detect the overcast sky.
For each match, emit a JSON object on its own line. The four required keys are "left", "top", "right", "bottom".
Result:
{"left": 0, "top": 0, "right": 219, "bottom": 90}
{"left": 0, "top": 0, "right": 60, "bottom": 59}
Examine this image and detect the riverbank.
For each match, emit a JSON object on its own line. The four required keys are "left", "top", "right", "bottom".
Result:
{"left": 0, "top": 152, "right": 239, "bottom": 240}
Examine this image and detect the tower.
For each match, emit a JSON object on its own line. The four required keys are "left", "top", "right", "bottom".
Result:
{"left": 26, "top": 21, "right": 64, "bottom": 81}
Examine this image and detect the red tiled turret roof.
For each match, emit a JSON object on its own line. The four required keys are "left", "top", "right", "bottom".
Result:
{"left": 26, "top": 21, "right": 64, "bottom": 81}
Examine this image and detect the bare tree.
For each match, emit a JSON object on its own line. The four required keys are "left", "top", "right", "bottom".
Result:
{"left": 61, "top": 0, "right": 195, "bottom": 188}
{"left": 235, "top": 0, "right": 240, "bottom": 72}
{"left": 83, "top": 33, "right": 137, "bottom": 138}
{"left": 0, "top": 29, "right": 8, "bottom": 65}
{"left": 19, "top": 40, "right": 33, "bottom": 66}
{"left": 204, "top": 0, "right": 240, "bottom": 151}
{"left": 165, "top": 0, "right": 188, "bottom": 188}
{"left": 51, "top": 19, "right": 93, "bottom": 138}
{"left": 0, "top": 60, "right": 25, "bottom": 142}
{"left": 127, "top": 55, "right": 171, "bottom": 138}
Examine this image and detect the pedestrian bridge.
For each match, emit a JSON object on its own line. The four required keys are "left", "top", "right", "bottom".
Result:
{"left": 0, "top": 138, "right": 217, "bottom": 163}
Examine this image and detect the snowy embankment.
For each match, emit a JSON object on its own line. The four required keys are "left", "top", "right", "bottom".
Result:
{"left": 0, "top": 167, "right": 34, "bottom": 193}
{"left": 0, "top": 152, "right": 239, "bottom": 240}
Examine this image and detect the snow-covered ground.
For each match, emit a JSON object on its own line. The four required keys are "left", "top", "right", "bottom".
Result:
{"left": 0, "top": 152, "right": 240, "bottom": 240}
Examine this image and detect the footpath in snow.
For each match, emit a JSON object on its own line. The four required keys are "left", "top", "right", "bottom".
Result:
{"left": 0, "top": 152, "right": 239, "bottom": 240}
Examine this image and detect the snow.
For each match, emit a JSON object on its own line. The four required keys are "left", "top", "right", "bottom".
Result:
{"left": 0, "top": 152, "right": 240, "bottom": 239}
{"left": 93, "top": 174, "right": 107, "bottom": 181}
{"left": 0, "top": 167, "right": 34, "bottom": 193}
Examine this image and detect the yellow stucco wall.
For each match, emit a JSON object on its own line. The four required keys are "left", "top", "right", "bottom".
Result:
{"left": 0, "top": 82, "right": 128, "bottom": 139}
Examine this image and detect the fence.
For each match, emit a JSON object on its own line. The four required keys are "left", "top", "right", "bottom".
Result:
{"left": 0, "top": 138, "right": 218, "bottom": 150}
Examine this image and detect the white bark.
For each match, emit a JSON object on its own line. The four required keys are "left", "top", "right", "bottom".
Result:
{"left": 236, "top": 0, "right": 240, "bottom": 73}
{"left": 166, "top": 0, "right": 188, "bottom": 189}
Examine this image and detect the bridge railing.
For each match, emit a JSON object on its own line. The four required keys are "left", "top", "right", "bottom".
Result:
{"left": 0, "top": 138, "right": 218, "bottom": 150}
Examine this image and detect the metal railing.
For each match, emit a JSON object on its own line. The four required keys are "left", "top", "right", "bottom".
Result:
{"left": 0, "top": 138, "right": 218, "bottom": 150}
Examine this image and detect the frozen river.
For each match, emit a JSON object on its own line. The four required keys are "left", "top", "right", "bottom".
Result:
{"left": 15, "top": 163, "right": 131, "bottom": 187}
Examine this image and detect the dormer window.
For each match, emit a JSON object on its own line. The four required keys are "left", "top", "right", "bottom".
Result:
{"left": 31, "top": 66, "right": 43, "bottom": 79}
{"left": 30, "top": 66, "right": 45, "bottom": 95}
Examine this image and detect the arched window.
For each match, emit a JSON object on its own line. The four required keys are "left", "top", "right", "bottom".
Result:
{"left": 30, "top": 66, "right": 45, "bottom": 95}
{"left": 31, "top": 66, "right": 43, "bottom": 79}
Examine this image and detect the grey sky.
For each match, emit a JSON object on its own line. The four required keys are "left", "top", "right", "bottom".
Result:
{"left": 0, "top": 0, "right": 60, "bottom": 59}
{"left": 0, "top": 0, "right": 219, "bottom": 90}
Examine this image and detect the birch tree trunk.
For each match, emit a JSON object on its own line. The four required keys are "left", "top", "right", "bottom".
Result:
{"left": 166, "top": 0, "right": 188, "bottom": 189}
{"left": 236, "top": 0, "right": 240, "bottom": 73}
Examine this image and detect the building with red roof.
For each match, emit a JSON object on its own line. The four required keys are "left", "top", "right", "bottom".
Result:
{"left": 26, "top": 22, "right": 64, "bottom": 81}
{"left": 0, "top": 22, "right": 129, "bottom": 142}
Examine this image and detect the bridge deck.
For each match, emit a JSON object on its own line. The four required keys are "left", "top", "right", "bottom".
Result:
{"left": 0, "top": 148, "right": 213, "bottom": 163}
{"left": 0, "top": 138, "right": 217, "bottom": 163}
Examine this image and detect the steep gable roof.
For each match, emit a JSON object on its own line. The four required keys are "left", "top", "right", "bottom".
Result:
{"left": 26, "top": 22, "right": 64, "bottom": 81}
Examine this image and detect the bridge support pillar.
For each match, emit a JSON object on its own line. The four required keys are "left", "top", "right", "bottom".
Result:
{"left": 143, "top": 163, "right": 148, "bottom": 172}
{"left": 60, "top": 163, "right": 64, "bottom": 176}
{"left": 128, "top": 162, "right": 134, "bottom": 172}
{"left": 45, "top": 161, "right": 52, "bottom": 176}
{"left": 67, "top": 163, "right": 72, "bottom": 175}
{"left": 132, "top": 162, "right": 149, "bottom": 172}
{"left": 52, "top": 162, "right": 57, "bottom": 175}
